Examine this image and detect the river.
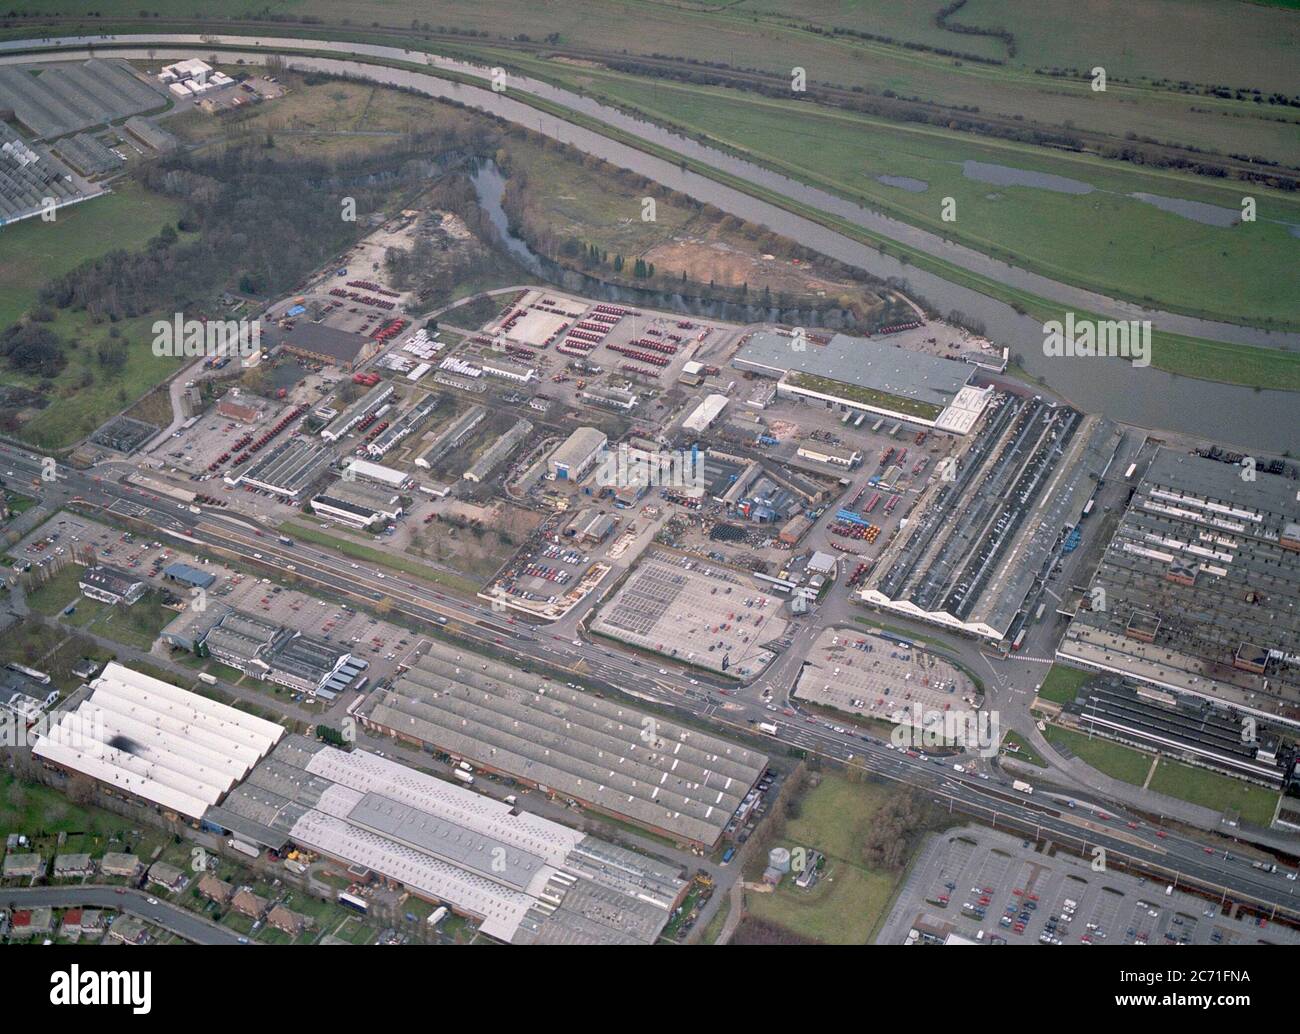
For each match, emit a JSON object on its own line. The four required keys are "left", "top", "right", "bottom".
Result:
{"left": 4, "top": 34, "right": 1297, "bottom": 452}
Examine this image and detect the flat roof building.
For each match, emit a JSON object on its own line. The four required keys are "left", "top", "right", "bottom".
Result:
{"left": 162, "top": 562, "right": 216, "bottom": 590}
{"left": 734, "top": 329, "right": 977, "bottom": 429}
{"left": 281, "top": 323, "right": 376, "bottom": 370}
{"left": 1059, "top": 449, "right": 1300, "bottom": 728}
{"left": 682, "top": 394, "right": 729, "bottom": 434}
{"left": 343, "top": 457, "right": 409, "bottom": 490}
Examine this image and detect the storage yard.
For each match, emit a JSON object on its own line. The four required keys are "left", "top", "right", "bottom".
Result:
{"left": 590, "top": 550, "right": 789, "bottom": 678}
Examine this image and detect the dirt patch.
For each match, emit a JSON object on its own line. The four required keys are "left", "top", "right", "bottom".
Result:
{"left": 643, "top": 229, "right": 883, "bottom": 312}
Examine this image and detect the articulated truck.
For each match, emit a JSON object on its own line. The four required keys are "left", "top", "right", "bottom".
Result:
{"left": 1012, "top": 780, "right": 1034, "bottom": 795}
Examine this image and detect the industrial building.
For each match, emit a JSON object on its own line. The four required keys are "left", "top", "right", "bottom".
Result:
{"left": 415, "top": 405, "right": 487, "bottom": 470}
{"left": 31, "top": 662, "right": 284, "bottom": 821}
{"left": 366, "top": 391, "right": 439, "bottom": 458}
{"left": 78, "top": 565, "right": 147, "bottom": 606}
{"left": 1062, "top": 678, "right": 1287, "bottom": 784}
{"left": 309, "top": 494, "right": 387, "bottom": 530}
{"left": 463, "top": 419, "right": 532, "bottom": 483}
{"left": 227, "top": 437, "right": 334, "bottom": 501}
{"left": 579, "top": 385, "right": 638, "bottom": 411}
{"left": 217, "top": 396, "right": 264, "bottom": 424}
{"left": 200, "top": 610, "right": 351, "bottom": 694}
{"left": 202, "top": 735, "right": 688, "bottom": 945}
{"left": 359, "top": 644, "right": 769, "bottom": 848}
{"left": 320, "top": 383, "right": 395, "bottom": 443}
{"left": 281, "top": 324, "right": 377, "bottom": 371}
{"left": 733, "top": 329, "right": 981, "bottom": 430}
{"left": 311, "top": 478, "right": 403, "bottom": 529}
{"left": 548, "top": 427, "right": 609, "bottom": 482}
{"left": 862, "top": 396, "right": 1121, "bottom": 641}
{"left": 682, "top": 394, "right": 729, "bottom": 434}
{"left": 479, "top": 357, "right": 537, "bottom": 384}
{"left": 796, "top": 441, "right": 863, "bottom": 469}
{"left": 161, "top": 562, "right": 216, "bottom": 591}
{"left": 1058, "top": 449, "right": 1300, "bottom": 729}
{"left": 343, "top": 457, "right": 410, "bottom": 491}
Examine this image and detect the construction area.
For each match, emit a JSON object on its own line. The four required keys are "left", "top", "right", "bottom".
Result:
{"left": 793, "top": 627, "right": 978, "bottom": 729}
{"left": 1058, "top": 448, "right": 1300, "bottom": 730}
{"left": 589, "top": 550, "right": 789, "bottom": 678}
{"left": 358, "top": 639, "right": 770, "bottom": 848}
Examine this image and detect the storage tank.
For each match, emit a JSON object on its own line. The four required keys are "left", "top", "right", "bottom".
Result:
{"left": 769, "top": 847, "right": 792, "bottom": 874}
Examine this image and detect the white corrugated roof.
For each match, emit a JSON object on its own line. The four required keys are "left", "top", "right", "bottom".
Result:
{"left": 31, "top": 663, "right": 283, "bottom": 819}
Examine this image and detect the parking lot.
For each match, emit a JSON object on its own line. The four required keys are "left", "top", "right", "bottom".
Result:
{"left": 880, "top": 826, "right": 1300, "bottom": 946}
{"left": 487, "top": 533, "right": 613, "bottom": 621}
{"left": 590, "top": 550, "right": 788, "bottom": 677}
{"left": 794, "top": 627, "right": 977, "bottom": 727}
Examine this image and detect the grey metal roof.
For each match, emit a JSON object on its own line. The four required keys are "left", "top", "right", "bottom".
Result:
{"left": 734, "top": 330, "right": 971, "bottom": 405}
{"left": 362, "top": 644, "right": 767, "bottom": 845}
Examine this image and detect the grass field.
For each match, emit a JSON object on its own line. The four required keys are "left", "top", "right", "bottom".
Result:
{"left": 1044, "top": 725, "right": 1153, "bottom": 786}
{"left": 1149, "top": 760, "right": 1279, "bottom": 828}
{"left": 281, "top": 520, "right": 483, "bottom": 595}
{"left": 15, "top": 1, "right": 1296, "bottom": 162}
{"left": 744, "top": 774, "right": 912, "bottom": 944}
{"left": 1036, "top": 663, "right": 1094, "bottom": 705}
{"left": 1000, "top": 729, "right": 1047, "bottom": 768}
{"left": 0, "top": 180, "right": 183, "bottom": 332}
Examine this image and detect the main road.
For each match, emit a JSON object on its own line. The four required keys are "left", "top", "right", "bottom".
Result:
{"left": 1, "top": 33, "right": 1297, "bottom": 451}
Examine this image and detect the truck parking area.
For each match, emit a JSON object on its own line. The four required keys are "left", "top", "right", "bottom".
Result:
{"left": 881, "top": 827, "right": 1300, "bottom": 946}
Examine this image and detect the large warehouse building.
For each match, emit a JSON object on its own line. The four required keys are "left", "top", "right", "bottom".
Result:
{"left": 1058, "top": 449, "right": 1300, "bottom": 729}
{"left": 547, "top": 426, "right": 608, "bottom": 482}
{"left": 204, "top": 735, "right": 688, "bottom": 945}
{"left": 861, "top": 397, "right": 1121, "bottom": 641}
{"left": 733, "top": 329, "right": 983, "bottom": 430}
{"left": 32, "top": 663, "right": 284, "bottom": 821}
{"left": 358, "top": 643, "right": 768, "bottom": 848}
